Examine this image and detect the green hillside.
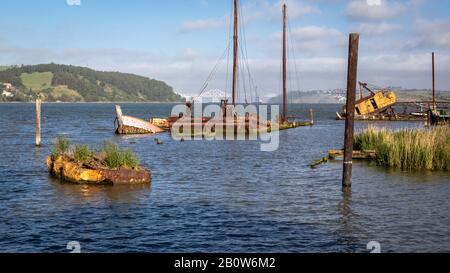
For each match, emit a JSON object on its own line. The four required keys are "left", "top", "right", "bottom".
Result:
{"left": 0, "top": 64, "right": 184, "bottom": 102}
{"left": 21, "top": 72, "right": 53, "bottom": 91}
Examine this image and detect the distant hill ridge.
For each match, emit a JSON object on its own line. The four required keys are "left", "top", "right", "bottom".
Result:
{"left": 0, "top": 63, "right": 184, "bottom": 102}
{"left": 268, "top": 89, "right": 450, "bottom": 104}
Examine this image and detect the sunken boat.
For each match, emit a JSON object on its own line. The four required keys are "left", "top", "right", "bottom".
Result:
{"left": 164, "top": 2, "right": 313, "bottom": 135}
{"left": 115, "top": 105, "right": 165, "bottom": 135}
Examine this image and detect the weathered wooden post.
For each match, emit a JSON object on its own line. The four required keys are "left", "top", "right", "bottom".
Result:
{"left": 36, "top": 98, "right": 41, "bottom": 147}
{"left": 115, "top": 105, "right": 124, "bottom": 134}
{"left": 342, "top": 33, "right": 359, "bottom": 190}
{"left": 310, "top": 108, "right": 314, "bottom": 126}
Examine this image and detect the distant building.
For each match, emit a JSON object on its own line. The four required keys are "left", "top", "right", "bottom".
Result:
{"left": 184, "top": 96, "right": 194, "bottom": 102}
{"left": 194, "top": 89, "right": 227, "bottom": 104}
{"left": 2, "top": 90, "right": 13, "bottom": 98}
{"left": 2, "top": 83, "right": 13, "bottom": 90}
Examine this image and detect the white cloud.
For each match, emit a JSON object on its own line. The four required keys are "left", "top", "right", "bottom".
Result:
{"left": 179, "top": 48, "right": 200, "bottom": 61}
{"left": 411, "top": 19, "right": 450, "bottom": 49}
{"left": 179, "top": 0, "right": 319, "bottom": 33}
{"left": 345, "top": 0, "right": 406, "bottom": 21}
{"left": 179, "top": 17, "right": 228, "bottom": 33}
{"left": 67, "top": 0, "right": 81, "bottom": 6}
{"left": 367, "top": 0, "right": 382, "bottom": 6}
{"left": 267, "top": 0, "right": 320, "bottom": 21}
{"left": 272, "top": 26, "right": 346, "bottom": 53}
{"left": 358, "top": 22, "right": 400, "bottom": 35}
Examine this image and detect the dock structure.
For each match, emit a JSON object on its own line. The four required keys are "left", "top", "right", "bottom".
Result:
{"left": 429, "top": 109, "right": 450, "bottom": 126}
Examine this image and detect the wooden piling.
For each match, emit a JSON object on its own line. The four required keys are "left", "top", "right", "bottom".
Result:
{"left": 115, "top": 105, "right": 124, "bottom": 133}
{"left": 432, "top": 52, "right": 436, "bottom": 110}
{"left": 36, "top": 99, "right": 41, "bottom": 147}
{"left": 342, "top": 33, "right": 359, "bottom": 190}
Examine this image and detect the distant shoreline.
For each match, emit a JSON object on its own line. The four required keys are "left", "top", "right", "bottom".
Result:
{"left": 0, "top": 101, "right": 343, "bottom": 105}
{"left": 0, "top": 101, "right": 185, "bottom": 104}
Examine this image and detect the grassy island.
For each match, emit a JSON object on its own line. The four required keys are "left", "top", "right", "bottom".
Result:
{"left": 48, "top": 137, "right": 150, "bottom": 185}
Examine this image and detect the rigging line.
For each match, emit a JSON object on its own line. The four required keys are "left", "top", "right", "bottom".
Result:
{"left": 241, "top": 31, "right": 252, "bottom": 103}
{"left": 287, "top": 29, "right": 294, "bottom": 105}
{"left": 225, "top": 0, "right": 234, "bottom": 100}
{"left": 202, "top": 43, "right": 230, "bottom": 95}
{"left": 239, "top": 60, "right": 248, "bottom": 104}
{"left": 287, "top": 19, "right": 302, "bottom": 97}
{"left": 290, "top": 35, "right": 298, "bottom": 105}
{"left": 238, "top": 27, "right": 250, "bottom": 104}
{"left": 278, "top": 42, "right": 283, "bottom": 105}
{"left": 195, "top": 42, "right": 231, "bottom": 99}
{"left": 225, "top": 40, "right": 231, "bottom": 100}
{"left": 238, "top": 45, "right": 248, "bottom": 103}
{"left": 237, "top": 3, "right": 246, "bottom": 102}
{"left": 238, "top": 1, "right": 256, "bottom": 98}
{"left": 286, "top": 21, "right": 294, "bottom": 105}
{"left": 238, "top": 0, "right": 250, "bottom": 104}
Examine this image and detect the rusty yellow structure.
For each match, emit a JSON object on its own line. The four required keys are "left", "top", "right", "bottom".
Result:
{"left": 47, "top": 156, "right": 151, "bottom": 185}
{"left": 354, "top": 90, "right": 397, "bottom": 116}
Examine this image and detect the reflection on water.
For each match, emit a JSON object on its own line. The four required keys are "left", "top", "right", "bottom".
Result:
{"left": 0, "top": 103, "right": 449, "bottom": 253}
{"left": 49, "top": 177, "right": 152, "bottom": 206}
{"left": 336, "top": 191, "right": 362, "bottom": 252}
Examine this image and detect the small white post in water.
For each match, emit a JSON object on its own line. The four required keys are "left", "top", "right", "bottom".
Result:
{"left": 36, "top": 99, "right": 41, "bottom": 147}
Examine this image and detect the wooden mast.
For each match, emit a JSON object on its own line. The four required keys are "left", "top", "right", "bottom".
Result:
{"left": 432, "top": 52, "right": 436, "bottom": 110}
{"left": 232, "top": 0, "right": 239, "bottom": 106}
{"left": 282, "top": 4, "right": 287, "bottom": 123}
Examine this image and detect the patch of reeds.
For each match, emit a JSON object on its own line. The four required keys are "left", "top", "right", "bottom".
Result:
{"left": 51, "top": 136, "right": 70, "bottom": 157}
{"left": 354, "top": 126, "right": 450, "bottom": 171}
{"left": 50, "top": 138, "right": 140, "bottom": 169}
{"left": 73, "top": 144, "right": 94, "bottom": 162}
{"left": 101, "top": 141, "right": 140, "bottom": 169}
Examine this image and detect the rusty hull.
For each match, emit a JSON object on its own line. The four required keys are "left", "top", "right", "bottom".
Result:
{"left": 47, "top": 156, "right": 151, "bottom": 185}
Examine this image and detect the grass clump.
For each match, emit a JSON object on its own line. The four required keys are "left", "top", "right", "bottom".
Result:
{"left": 354, "top": 126, "right": 450, "bottom": 171}
{"left": 73, "top": 144, "right": 94, "bottom": 162}
{"left": 101, "top": 141, "right": 140, "bottom": 169}
{"left": 50, "top": 138, "right": 141, "bottom": 169}
{"left": 52, "top": 136, "right": 70, "bottom": 157}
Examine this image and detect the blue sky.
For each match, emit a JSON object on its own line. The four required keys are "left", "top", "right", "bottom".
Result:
{"left": 1, "top": 0, "right": 449, "bottom": 98}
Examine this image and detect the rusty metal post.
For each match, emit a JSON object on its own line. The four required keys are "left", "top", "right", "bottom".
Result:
{"left": 432, "top": 52, "right": 436, "bottom": 110}
{"left": 342, "top": 33, "right": 359, "bottom": 190}
{"left": 36, "top": 99, "right": 41, "bottom": 147}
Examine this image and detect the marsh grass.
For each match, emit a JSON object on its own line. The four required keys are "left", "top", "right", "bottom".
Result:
{"left": 101, "top": 141, "right": 140, "bottom": 169}
{"left": 50, "top": 138, "right": 140, "bottom": 169}
{"left": 73, "top": 144, "right": 94, "bottom": 162}
{"left": 354, "top": 126, "right": 450, "bottom": 171}
{"left": 51, "top": 136, "right": 70, "bottom": 157}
